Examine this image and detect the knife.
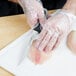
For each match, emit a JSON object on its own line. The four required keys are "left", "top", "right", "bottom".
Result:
{"left": 18, "top": 7, "right": 48, "bottom": 65}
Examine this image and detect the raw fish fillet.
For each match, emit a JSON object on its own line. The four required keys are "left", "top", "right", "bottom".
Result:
{"left": 28, "top": 41, "right": 51, "bottom": 64}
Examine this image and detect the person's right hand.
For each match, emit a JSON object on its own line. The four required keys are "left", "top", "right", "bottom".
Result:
{"left": 18, "top": 0, "right": 46, "bottom": 28}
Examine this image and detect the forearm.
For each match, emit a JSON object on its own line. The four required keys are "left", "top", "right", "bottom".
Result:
{"left": 8, "top": 0, "right": 18, "bottom": 3}
{"left": 63, "top": 0, "right": 76, "bottom": 15}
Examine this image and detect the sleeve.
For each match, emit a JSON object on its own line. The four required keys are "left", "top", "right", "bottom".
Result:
{"left": 0, "top": 0, "right": 9, "bottom": 17}
{"left": 0, "top": 0, "right": 23, "bottom": 17}
{"left": 41, "top": 0, "right": 67, "bottom": 10}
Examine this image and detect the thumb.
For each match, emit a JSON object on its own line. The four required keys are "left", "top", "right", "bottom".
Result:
{"left": 38, "top": 9, "right": 46, "bottom": 26}
{"left": 37, "top": 2, "right": 46, "bottom": 26}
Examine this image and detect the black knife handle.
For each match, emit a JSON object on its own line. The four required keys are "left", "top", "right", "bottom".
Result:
{"left": 33, "top": 8, "right": 47, "bottom": 33}
{"left": 33, "top": 23, "right": 42, "bottom": 33}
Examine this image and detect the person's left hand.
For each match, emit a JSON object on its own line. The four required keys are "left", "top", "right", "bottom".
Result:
{"left": 35, "top": 11, "right": 72, "bottom": 53}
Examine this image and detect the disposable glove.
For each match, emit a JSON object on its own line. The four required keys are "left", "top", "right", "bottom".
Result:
{"left": 18, "top": 0, "right": 46, "bottom": 28}
{"left": 28, "top": 10, "right": 76, "bottom": 64}
{"left": 35, "top": 10, "right": 76, "bottom": 53}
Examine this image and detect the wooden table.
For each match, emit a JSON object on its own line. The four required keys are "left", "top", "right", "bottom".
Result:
{"left": 0, "top": 14, "right": 30, "bottom": 50}
{"left": 0, "top": 11, "right": 55, "bottom": 76}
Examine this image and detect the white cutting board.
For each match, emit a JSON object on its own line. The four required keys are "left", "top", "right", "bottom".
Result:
{"left": 16, "top": 36, "right": 76, "bottom": 76}
{"left": 0, "top": 25, "right": 76, "bottom": 76}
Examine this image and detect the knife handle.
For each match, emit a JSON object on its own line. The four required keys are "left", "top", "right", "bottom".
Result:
{"left": 33, "top": 23, "right": 42, "bottom": 33}
{"left": 33, "top": 8, "right": 48, "bottom": 33}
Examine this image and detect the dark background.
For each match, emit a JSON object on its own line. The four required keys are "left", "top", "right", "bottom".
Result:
{"left": 0, "top": 0, "right": 67, "bottom": 17}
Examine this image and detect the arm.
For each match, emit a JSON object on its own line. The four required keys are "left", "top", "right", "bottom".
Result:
{"left": 8, "top": 0, "right": 18, "bottom": 3}
{"left": 63, "top": 0, "right": 76, "bottom": 15}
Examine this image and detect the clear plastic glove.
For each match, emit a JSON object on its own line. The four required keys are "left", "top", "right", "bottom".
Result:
{"left": 35, "top": 10, "right": 76, "bottom": 53}
{"left": 28, "top": 10, "right": 76, "bottom": 64}
{"left": 18, "top": 0, "right": 46, "bottom": 27}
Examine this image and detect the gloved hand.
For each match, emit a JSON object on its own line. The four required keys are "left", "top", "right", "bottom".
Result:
{"left": 18, "top": 0, "right": 46, "bottom": 28}
{"left": 28, "top": 10, "right": 76, "bottom": 64}
{"left": 35, "top": 10, "right": 76, "bottom": 53}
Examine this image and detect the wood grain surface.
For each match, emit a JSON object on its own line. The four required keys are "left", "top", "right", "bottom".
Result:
{"left": 0, "top": 14, "right": 30, "bottom": 50}
{"left": 0, "top": 67, "right": 14, "bottom": 76}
